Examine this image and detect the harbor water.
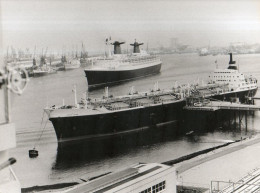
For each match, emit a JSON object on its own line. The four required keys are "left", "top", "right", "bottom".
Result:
{"left": 10, "top": 53, "right": 260, "bottom": 188}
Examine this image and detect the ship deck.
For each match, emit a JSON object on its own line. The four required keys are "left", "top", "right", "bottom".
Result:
{"left": 85, "top": 59, "right": 162, "bottom": 71}
{"left": 48, "top": 83, "right": 257, "bottom": 118}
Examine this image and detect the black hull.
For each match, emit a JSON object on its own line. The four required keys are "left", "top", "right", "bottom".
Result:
{"left": 85, "top": 62, "right": 162, "bottom": 90}
{"left": 50, "top": 101, "right": 185, "bottom": 142}
{"left": 49, "top": 88, "right": 257, "bottom": 142}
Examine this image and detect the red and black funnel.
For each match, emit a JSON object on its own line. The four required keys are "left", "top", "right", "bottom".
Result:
{"left": 111, "top": 41, "right": 125, "bottom": 54}
{"left": 130, "top": 40, "right": 144, "bottom": 53}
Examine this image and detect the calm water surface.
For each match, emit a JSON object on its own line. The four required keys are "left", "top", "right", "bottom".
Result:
{"left": 10, "top": 53, "right": 260, "bottom": 187}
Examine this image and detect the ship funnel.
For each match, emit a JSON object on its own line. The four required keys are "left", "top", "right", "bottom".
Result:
{"left": 229, "top": 53, "right": 236, "bottom": 64}
{"left": 112, "top": 41, "right": 125, "bottom": 54}
{"left": 227, "top": 53, "right": 238, "bottom": 70}
{"left": 130, "top": 40, "right": 144, "bottom": 53}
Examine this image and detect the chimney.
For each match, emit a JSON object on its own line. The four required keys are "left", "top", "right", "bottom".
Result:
{"left": 130, "top": 40, "right": 144, "bottom": 53}
{"left": 112, "top": 41, "right": 125, "bottom": 54}
{"left": 229, "top": 53, "right": 236, "bottom": 64}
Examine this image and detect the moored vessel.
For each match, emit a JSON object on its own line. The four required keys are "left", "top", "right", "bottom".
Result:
{"left": 28, "top": 55, "right": 57, "bottom": 77}
{"left": 46, "top": 54, "right": 258, "bottom": 142}
{"left": 31, "top": 66, "right": 57, "bottom": 77}
{"left": 84, "top": 39, "right": 162, "bottom": 90}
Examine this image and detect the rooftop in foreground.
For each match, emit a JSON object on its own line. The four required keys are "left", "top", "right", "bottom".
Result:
{"left": 65, "top": 163, "right": 176, "bottom": 193}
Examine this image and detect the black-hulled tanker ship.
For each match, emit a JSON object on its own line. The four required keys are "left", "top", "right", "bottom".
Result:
{"left": 47, "top": 90, "right": 186, "bottom": 141}
{"left": 46, "top": 54, "right": 258, "bottom": 142}
{"left": 84, "top": 39, "right": 162, "bottom": 90}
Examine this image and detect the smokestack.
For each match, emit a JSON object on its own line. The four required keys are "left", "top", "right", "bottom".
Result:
{"left": 112, "top": 41, "right": 125, "bottom": 54}
{"left": 130, "top": 40, "right": 144, "bottom": 53}
{"left": 229, "top": 53, "right": 236, "bottom": 64}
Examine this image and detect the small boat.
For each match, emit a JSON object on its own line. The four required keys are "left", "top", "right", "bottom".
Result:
{"left": 29, "top": 148, "right": 39, "bottom": 158}
{"left": 185, "top": 131, "right": 194, "bottom": 135}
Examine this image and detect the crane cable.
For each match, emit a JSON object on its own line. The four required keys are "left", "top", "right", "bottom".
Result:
{"left": 33, "top": 110, "right": 48, "bottom": 149}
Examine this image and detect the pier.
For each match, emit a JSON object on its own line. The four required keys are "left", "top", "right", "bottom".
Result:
{"left": 183, "top": 95, "right": 260, "bottom": 132}
{"left": 184, "top": 100, "right": 260, "bottom": 111}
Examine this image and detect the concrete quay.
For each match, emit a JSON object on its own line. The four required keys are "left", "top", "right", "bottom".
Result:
{"left": 175, "top": 134, "right": 260, "bottom": 192}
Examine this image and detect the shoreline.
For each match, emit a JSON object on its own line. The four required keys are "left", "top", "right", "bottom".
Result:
{"left": 175, "top": 135, "right": 260, "bottom": 173}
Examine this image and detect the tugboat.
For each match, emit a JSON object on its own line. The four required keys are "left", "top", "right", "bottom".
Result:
{"left": 46, "top": 54, "right": 257, "bottom": 143}
{"left": 84, "top": 38, "right": 162, "bottom": 90}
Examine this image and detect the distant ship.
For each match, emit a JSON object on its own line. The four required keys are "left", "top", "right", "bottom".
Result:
{"left": 7, "top": 59, "right": 33, "bottom": 69}
{"left": 64, "top": 58, "right": 81, "bottom": 70}
{"left": 31, "top": 66, "right": 57, "bottom": 77}
{"left": 84, "top": 39, "right": 162, "bottom": 90}
{"left": 45, "top": 53, "right": 257, "bottom": 142}
{"left": 59, "top": 55, "right": 81, "bottom": 70}
{"left": 29, "top": 57, "right": 57, "bottom": 77}
{"left": 199, "top": 48, "right": 210, "bottom": 56}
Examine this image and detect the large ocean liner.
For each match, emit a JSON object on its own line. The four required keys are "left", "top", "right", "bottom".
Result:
{"left": 84, "top": 39, "right": 162, "bottom": 89}
{"left": 45, "top": 54, "right": 258, "bottom": 142}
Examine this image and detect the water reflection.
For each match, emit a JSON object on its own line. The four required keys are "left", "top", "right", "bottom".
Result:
{"left": 53, "top": 109, "right": 255, "bottom": 170}
{"left": 54, "top": 122, "right": 181, "bottom": 169}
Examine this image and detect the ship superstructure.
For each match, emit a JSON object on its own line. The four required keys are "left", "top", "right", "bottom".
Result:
{"left": 209, "top": 53, "right": 257, "bottom": 93}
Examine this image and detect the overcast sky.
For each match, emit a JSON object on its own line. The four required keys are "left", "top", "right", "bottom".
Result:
{"left": 1, "top": 0, "right": 260, "bottom": 53}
